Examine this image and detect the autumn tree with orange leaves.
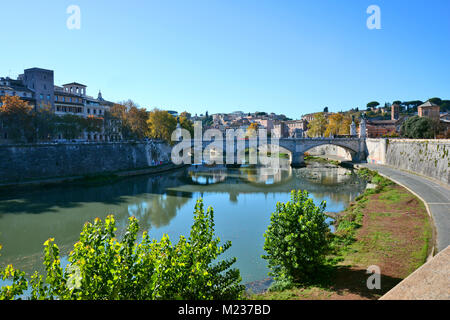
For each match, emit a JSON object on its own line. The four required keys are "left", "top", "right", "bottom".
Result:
{"left": 0, "top": 95, "right": 34, "bottom": 142}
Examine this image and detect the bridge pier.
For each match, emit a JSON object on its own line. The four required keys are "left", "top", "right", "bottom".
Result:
{"left": 351, "top": 151, "right": 366, "bottom": 163}
{"left": 290, "top": 152, "right": 306, "bottom": 168}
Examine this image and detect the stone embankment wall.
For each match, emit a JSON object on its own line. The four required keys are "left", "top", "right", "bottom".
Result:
{"left": 366, "top": 139, "right": 450, "bottom": 185}
{"left": 307, "top": 139, "right": 449, "bottom": 185}
{"left": 0, "top": 141, "right": 172, "bottom": 185}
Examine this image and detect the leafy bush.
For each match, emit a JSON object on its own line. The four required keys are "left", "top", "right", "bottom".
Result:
{"left": 262, "top": 190, "right": 331, "bottom": 288}
{"left": 0, "top": 199, "right": 244, "bottom": 300}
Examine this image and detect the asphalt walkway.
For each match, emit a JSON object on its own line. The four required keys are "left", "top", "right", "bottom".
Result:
{"left": 357, "top": 163, "right": 450, "bottom": 253}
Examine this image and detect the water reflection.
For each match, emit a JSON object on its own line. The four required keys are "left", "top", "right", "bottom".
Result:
{"left": 0, "top": 160, "right": 366, "bottom": 285}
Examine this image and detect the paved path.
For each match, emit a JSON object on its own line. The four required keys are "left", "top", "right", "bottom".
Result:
{"left": 358, "top": 163, "right": 450, "bottom": 253}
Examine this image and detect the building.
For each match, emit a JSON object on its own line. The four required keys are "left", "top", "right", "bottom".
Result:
{"left": 301, "top": 112, "right": 331, "bottom": 123}
{"left": 0, "top": 77, "right": 35, "bottom": 106}
{"left": 391, "top": 104, "right": 400, "bottom": 120}
{"left": 252, "top": 118, "right": 274, "bottom": 132}
{"left": 21, "top": 68, "right": 55, "bottom": 110}
{"left": 54, "top": 85, "right": 85, "bottom": 116}
{"left": 357, "top": 110, "right": 404, "bottom": 138}
{"left": 273, "top": 122, "right": 288, "bottom": 138}
{"left": 1, "top": 68, "right": 55, "bottom": 110}
{"left": 1, "top": 68, "right": 118, "bottom": 142}
{"left": 440, "top": 113, "right": 450, "bottom": 121}
{"left": 418, "top": 101, "right": 440, "bottom": 121}
{"left": 285, "top": 120, "right": 307, "bottom": 137}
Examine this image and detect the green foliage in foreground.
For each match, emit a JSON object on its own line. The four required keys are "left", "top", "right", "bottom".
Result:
{"left": 0, "top": 199, "right": 244, "bottom": 300}
{"left": 262, "top": 190, "right": 332, "bottom": 290}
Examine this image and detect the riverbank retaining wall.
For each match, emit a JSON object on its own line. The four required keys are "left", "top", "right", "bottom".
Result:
{"left": 366, "top": 139, "right": 450, "bottom": 185}
{"left": 0, "top": 141, "right": 172, "bottom": 185}
{"left": 308, "top": 139, "right": 449, "bottom": 185}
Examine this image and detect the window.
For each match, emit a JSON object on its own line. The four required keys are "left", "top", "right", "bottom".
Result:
{"left": 47, "top": 95, "right": 50, "bottom": 100}
{"left": 94, "top": 109, "right": 97, "bottom": 115}
{"left": 55, "top": 96, "right": 58, "bottom": 102}
{"left": 88, "top": 108, "right": 90, "bottom": 114}
{"left": 40, "top": 94, "right": 43, "bottom": 99}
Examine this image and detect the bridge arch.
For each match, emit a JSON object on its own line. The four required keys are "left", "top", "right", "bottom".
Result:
{"left": 185, "top": 137, "right": 366, "bottom": 167}
{"left": 303, "top": 143, "right": 358, "bottom": 162}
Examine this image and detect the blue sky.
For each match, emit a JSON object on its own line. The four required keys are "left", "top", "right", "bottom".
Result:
{"left": 1, "top": 0, "right": 449, "bottom": 118}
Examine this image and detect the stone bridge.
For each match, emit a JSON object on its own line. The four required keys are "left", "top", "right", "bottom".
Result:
{"left": 179, "top": 137, "right": 367, "bottom": 167}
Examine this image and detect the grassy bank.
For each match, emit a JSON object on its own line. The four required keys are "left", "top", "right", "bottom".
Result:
{"left": 304, "top": 155, "right": 340, "bottom": 166}
{"left": 251, "top": 167, "right": 433, "bottom": 300}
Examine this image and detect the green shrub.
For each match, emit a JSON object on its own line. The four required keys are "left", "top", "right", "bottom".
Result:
{"left": 262, "top": 190, "right": 331, "bottom": 288}
{"left": 0, "top": 199, "right": 244, "bottom": 300}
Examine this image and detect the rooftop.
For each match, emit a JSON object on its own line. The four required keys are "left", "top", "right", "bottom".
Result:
{"left": 418, "top": 101, "right": 439, "bottom": 108}
{"left": 62, "top": 82, "right": 87, "bottom": 87}
{"left": 24, "top": 67, "right": 53, "bottom": 73}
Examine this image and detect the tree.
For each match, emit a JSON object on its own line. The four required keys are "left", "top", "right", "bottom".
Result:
{"left": 324, "top": 113, "right": 351, "bottom": 136}
{"left": 32, "top": 104, "right": 58, "bottom": 142}
{"left": 246, "top": 122, "right": 259, "bottom": 137}
{"left": 262, "top": 190, "right": 331, "bottom": 289}
{"left": 428, "top": 97, "right": 442, "bottom": 105}
{"left": 440, "top": 100, "right": 450, "bottom": 112}
{"left": 202, "top": 112, "right": 213, "bottom": 127}
{"left": 179, "top": 116, "right": 194, "bottom": 136}
{"left": 106, "top": 101, "right": 149, "bottom": 140}
{"left": 366, "top": 101, "right": 380, "bottom": 110}
{"left": 56, "top": 114, "right": 85, "bottom": 140}
{"left": 306, "top": 113, "right": 328, "bottom": 137}
{"left": 323, "top": 107, "right": 329, "bottom": 113}
{"left": 147, "top": 109, "right": 177, "bottom": 142}
{"left": 104, "top": 105, "right": 124, "bottom": 141}
{"left": 126, "top": 106, "right": 149, "bottom": 140}
{"left": 400, "top": 116, "right": 438, "bottom": 138}
{"left": 179, "top": 111, "right": 191, "bottom": 119}
{"left": 0, "top": 95, "right": 33, "bottom": 142}
{"left": 82, "top": 115, "right": 103, "bottom": 137}
{"left": 0, "top": 199, "right": 244, "bottom": 300}
{"left": 403, "top": 100, "right": 423, "bottom": 113}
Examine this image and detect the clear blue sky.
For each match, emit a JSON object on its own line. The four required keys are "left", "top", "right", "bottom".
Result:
{"left": 1, "top": 0, "right": 449, "bottom": 118}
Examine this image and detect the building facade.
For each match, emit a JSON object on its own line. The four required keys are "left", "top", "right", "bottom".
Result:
{"left": 1, "top": 67, "right": 117, "bottom": 142}
{"left": 418, "top": 101, "right": 440, "bottom": 121}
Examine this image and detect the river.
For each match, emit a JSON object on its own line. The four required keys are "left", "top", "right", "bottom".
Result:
{"left": 0, "top": 159, "right": 367, "bottom": 291}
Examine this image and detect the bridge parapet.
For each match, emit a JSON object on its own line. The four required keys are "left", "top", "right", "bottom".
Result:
{"left": 177, "top": 137, "right": 367, "bottom": 166}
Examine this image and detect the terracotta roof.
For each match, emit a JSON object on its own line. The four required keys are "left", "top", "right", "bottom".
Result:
{"left": 418, "top": 101, "right": 439, "bottom": 108}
